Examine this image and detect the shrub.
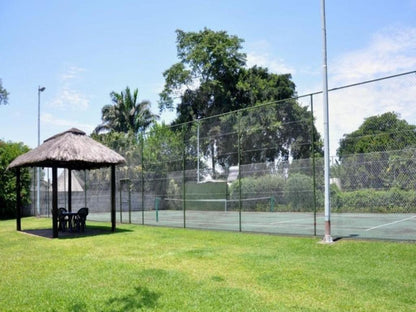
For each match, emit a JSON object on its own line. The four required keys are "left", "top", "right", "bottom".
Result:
{"left": 284, "top": 173, "right": 315, "bottom": 212}
{"left": 229, "top": 174, "right": 286, "bottom": 211}
{"left": 332, "top": 187, "right": 416, "bottom": 213}
{"left": 0, "top": 141, "right": 31, "bottom": 219}
{"left": 165, "top": 179, "right": 181, "bottom": 210}
{"left": 230, "top": 175, "right": 285, "bottom": 198}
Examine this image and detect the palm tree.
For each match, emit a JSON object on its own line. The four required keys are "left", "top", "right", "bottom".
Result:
{"left": 95, "top": 87, "right": 158, "bottom": 135}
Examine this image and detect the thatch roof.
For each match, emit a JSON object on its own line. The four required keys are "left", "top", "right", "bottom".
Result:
{"left": 8, "top": 128, "right": 126, "bottom": 170}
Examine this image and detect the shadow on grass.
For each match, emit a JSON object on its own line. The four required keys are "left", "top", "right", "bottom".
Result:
{"left": 22, "top": 225, "right": 132, "bottom": 239}
{"left": 105, "top": 286, "right": 160, "bottom": 311}
{"left": 333, "top": 234, "right": 360, "bottom": 242}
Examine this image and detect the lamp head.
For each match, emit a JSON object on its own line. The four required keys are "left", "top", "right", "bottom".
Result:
{"left": 38, "top": 86, "right": 46, "bottom": 92}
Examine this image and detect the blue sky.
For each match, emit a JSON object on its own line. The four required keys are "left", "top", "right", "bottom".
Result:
{"left": 1, "top": 0, "right": 416, "bottom": 155}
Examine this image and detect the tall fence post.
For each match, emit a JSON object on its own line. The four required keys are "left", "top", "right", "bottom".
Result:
{"left": 140, "top": 132, "right": 145, "bottom": 225}
{"left": 119, "top": 179, "right": 123, "bottom": 223}
{"left": 197, "top": 120, "right": 200, "bottom": 183}
{"left": 128, "top": 179, "right": 132, "bottom": 224}
{"left": 182, "top": 124, "right": 187, "bottom": 228}
{"left": 238, "top": 112, "right": 242, "bottom": 232}
{"left": 32, "top": 168, "right": 36, "bottom": 216}
{"left": 311, "top": 94, "right": 317, "bottom": 236}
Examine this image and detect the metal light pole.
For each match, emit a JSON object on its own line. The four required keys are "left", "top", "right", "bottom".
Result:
{"left": 37, "top": 86, "right": 45, "bottom": 216}
{"left": 321, "top": 0, "right": 333, "bottom": 243}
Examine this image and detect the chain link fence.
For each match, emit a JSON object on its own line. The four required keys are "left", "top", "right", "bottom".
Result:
{"left": 34, "top": 72, "right": 416, "bottom": 241}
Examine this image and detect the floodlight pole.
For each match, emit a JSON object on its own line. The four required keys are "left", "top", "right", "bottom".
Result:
{"left": 37, "top": 86, "right": 45, "bottom": 216}
{"left": 321, "top": 0, "right": 333, "bottom": 243}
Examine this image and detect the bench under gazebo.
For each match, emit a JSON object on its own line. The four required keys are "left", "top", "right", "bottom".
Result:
{"left": 8, "top": 128, "right": 126, "bottom": 238}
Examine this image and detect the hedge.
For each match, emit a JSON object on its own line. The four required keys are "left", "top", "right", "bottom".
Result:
{"left": 331, "top": 187, "right": 416, "bottom": 213}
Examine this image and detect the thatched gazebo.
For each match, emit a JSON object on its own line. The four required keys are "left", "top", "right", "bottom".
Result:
{"left": 8, "top": 128, "right": 126, "bottom": 238}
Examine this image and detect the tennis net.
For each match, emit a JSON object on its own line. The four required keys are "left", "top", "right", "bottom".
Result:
{"left": 162, "top": 196, "right": 275, "bottom": 212}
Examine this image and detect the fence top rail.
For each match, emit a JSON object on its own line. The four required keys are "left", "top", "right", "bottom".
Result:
{"left": 141, "top": 70, "right": 416, "bottom": 135}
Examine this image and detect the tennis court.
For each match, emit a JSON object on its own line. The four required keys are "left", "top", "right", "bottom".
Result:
{"left": 88, "top": 210, "right": 416, "bottom": 241}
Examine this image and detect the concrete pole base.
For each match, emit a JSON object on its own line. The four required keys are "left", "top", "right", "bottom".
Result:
{"left": 322, "top": 220, "right": 333, "bottom": 243}
{"left": 322, "top": 234, "right": 334, "bottom": 243}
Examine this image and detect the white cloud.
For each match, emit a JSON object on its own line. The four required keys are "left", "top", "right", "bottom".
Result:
{"left": 246, "top": 40, "right": 295, "bottom": 74}
{"left": 49, "top": 65, "right": 90, "bottom": 111}
{"left": 41, "top": 113, "right": 95, "bottom": 133}
{"left": 313, "top": 26, "right": 416, "bottom": 156}
{"left": 331, "top": 26, "right": 416, "bottom": 84}
{"left": 49, "top": 87, "right": 89, "bottom": 111}
{"left": 247, "top": 52, "right": 295, "bottom": 74}
{"left": 60, "top": 66, "right": 86, "bottom": 81}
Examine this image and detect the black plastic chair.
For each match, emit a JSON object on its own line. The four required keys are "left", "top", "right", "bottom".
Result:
{"left": 58, "top": 207, "right": 68, "bottom": 232}
{"left": 74, "top": 207, "right": 89, "bottom": 232}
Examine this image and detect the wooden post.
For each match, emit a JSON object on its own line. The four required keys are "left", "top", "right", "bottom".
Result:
{"left": 16, "top": 168, "right": 21, "bottom": 231}
{"left": 52, "top": 167, "right": 58, "bottom": 238}
{"left": 111, "top": 165, "right": 116, "bottom": 232}
{"left": 68, "top": 169, "right": 72, "bottom": 212}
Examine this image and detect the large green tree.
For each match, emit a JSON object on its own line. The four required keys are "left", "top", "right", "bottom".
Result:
{"left": 160, "top": 28, "right": 322, "bottom": 166}
{"left": 143, "top": 123, "right": 184, "bottom": 173}
{"left": 336, "top": 112, "right": 416, "bottom": 190}
{"left": 236, "top": 66, "right": 296, "bottom": 105}
{"left": 0, "top": 141, "right": 31, "bottom": 219}
{"left": 159, "top": 28, "right": 246, "bottom": 119}
{"left": 337, "top": 112, "right": 416, "bottom": 158}
{"left": 159, "top": 29, "right": 300, "bottom": 122}
{"left": 95, "top": 87, "right": 158, "bottom": 135}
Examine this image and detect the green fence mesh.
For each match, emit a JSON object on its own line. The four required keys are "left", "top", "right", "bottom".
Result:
{"left": 33, "top": 72, "right": 416, "bottom": 241}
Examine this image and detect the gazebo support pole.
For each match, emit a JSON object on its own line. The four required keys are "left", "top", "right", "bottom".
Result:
{"left": 111, "top": 164, "right": 116, "bottom": 232}
{"left": 68, "top": 169, "right": 72, "bottom": 212}
{"left": 16, "top": 168, "right": 21, "bottom": 231}
{"left": 52, "top": 167, "right": 58, "bottom": 238}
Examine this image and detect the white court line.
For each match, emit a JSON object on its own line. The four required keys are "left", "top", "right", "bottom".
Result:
{"left": 365, "top": 215, "right": 416, "bottom": 232}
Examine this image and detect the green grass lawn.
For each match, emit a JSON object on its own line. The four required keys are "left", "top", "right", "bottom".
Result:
{"left": 0, "top": 218, "right": 415, "bottom": 312}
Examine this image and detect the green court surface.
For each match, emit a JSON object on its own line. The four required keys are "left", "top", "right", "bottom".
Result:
{"left": 88, "top": 210, "right": 416, "bottom": 241}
